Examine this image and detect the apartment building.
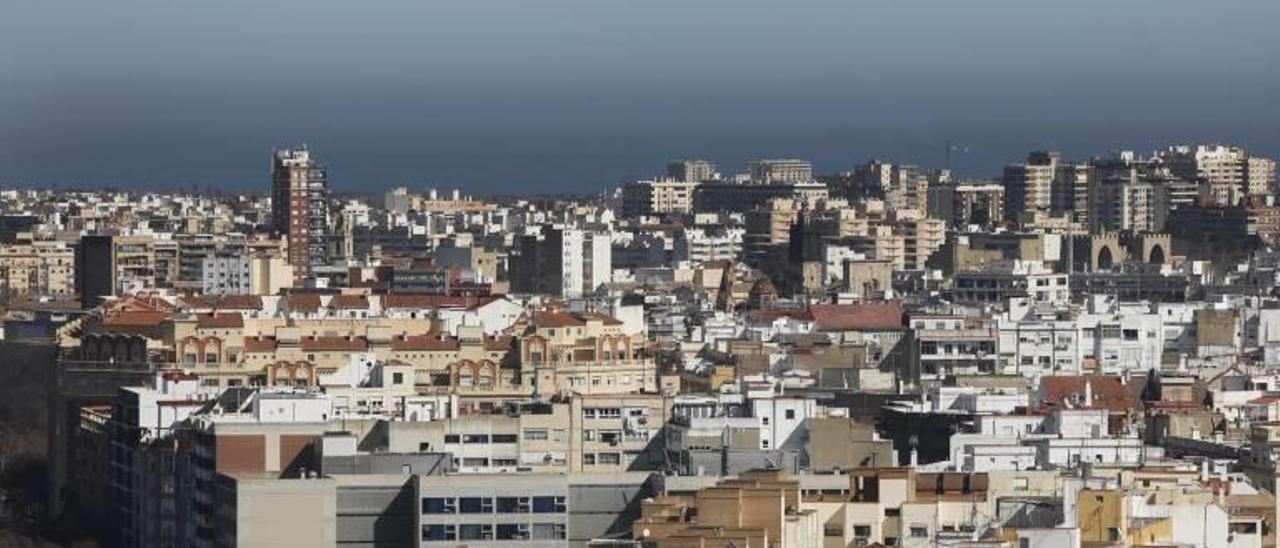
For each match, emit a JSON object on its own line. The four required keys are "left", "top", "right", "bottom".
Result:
{"left": 523, "top": 310, "right": 655, "bottom": 397}
{"left": 747, "top": 159, "right": 813, "bottom": 184}
{"left": 0, "top": 240, "right": 74, "bottom": 298}
{"left": 270, "top": 147, "right": 330, "bottom": 276}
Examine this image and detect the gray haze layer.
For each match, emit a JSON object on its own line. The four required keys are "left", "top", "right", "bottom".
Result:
{"left": 2, "top": 0, "right": 1278, "bottom": 193}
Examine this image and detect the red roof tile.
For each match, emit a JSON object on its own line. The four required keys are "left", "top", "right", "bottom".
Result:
{"left": 383, "top": 293, "right": 495, "bottom": 310}
{"left": 287, "top": 294, "right": 323, "bottom": 312}
{"left": 300, "top": 336, "right": 369, "bottom": 352}
{"left": 535, "top": 311, "right": 586, "bottom": 328}
{"left": 197, "top": 313, "right": 243, "bottom": 329}
{"left": 216, "top": 295, "right": 264, "bottom": 310}
{"left": 1039, "top": 375, "right": 1138, "bottom": 412}
{"left": 809, "top": 302, "right": 904, "bottom": 331}
{"left": 102, "top": 310, "right": 170, "bottom": 327}
{"left": 484, "top": 335, "right": 514, "bottom": 352}
{"left": 390, "top": 335, "right": 461, "bottom": 352}
{"left": 243, "top": 336, "right": 277, "bottom": 352}
{"left": 330, "top": 295, "right": 369, "bottom": 310}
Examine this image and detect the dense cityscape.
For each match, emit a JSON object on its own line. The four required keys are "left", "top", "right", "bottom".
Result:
{"left": 0, "top": 143, "right": 1275, "bottom": 546}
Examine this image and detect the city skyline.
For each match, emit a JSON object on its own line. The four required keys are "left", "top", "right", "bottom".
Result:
{"left": 6, "top": 2, "right": 1280, "bottom": 547}
{"left": 2, "top": 133, "right": 1277, "bottom": 196}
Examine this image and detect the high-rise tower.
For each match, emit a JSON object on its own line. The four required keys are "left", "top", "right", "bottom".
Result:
{"left": 271, "top": 146, "right": 329, "bottom": 276}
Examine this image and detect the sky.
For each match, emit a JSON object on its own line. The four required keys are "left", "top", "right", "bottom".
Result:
{"left": 2, "top": 0, "right": 1278, "bottom": 194}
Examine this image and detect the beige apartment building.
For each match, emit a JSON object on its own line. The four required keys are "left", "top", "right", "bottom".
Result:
{"left": 569, "top": 393, "right": 670, "bottom": 473}
{"left": 523, "top": 310, "right": 656, "bottom": 397}
{"left": 0, "top": 241, "right": 74, "bottom": 298}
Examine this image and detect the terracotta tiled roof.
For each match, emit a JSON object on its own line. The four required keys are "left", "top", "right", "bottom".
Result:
{"left": 390, "top": 335, "right": 460, "bottom": 352}
{"left": 300, "top": 336, "right": 369, "bottom": 352}
{"left": 535, "top": 311, "right": 586, "bottom": 328}
{"left": 102, "top": 310, "right": 170, "bottom": 327}
{"left": 196, "top": 313, "right": 243, "bottom": 329}
{"left": 330, "top": 295, "right": 369, "bottom": 310}
{"left": 1039, "top": 375, "right": 1138, "bottom": 412}
{"left": 809, "top": 302, "right": 904, "bottom": 331}
{"left": 383, "top": 294, "right": 494, "bottom": 310}
{"left": 483, "top": 335, "right": 514, "bottom": 352}
{"left": 287, "top": 294, "right": 323, "bottom": 312}
{"left": 243, "top": 336, "right": 277, "bottom": 352}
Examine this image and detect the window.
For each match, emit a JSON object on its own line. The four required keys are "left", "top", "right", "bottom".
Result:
{"left": 492, "top": 434, "right": 518, "bottom": 444}
{"left": 392, "top": 372, "right": 404, "bottom": 384}
{"left": 462, "top": 434, "right": 490, "bottom": 444}
{"left": 497, "top": 496, "right": 530, "bottom": 513}
{"left": 532, "top": 523, "right": 566, "bottom": 540}
{"left": 762, "top": 417, "right": 770, "bottom": 425}
{"left": 497, "top": 523, "right": 530, "bottom": 540}
{"left": 461, "top": 457, "right": 489, "bottom": 467}
{"left": 583, "top": 453, "right": 596, "bottom": 465}
{"left": 443, "top": 434, "right": 460, "bottom": 444}
{"left": 1123, "top": 329, "right": 1139, "bottom": 341}
{"left": 910, "top": 527, "right": 928, "bottom": 538}
{"left": 422, "top": 498, "right": 455, "bottom": 514}
{"left": 458, "top": 497, "right": 493, "bottom": 513}
{"left": 458, "top": 524, "right": 493, "bottom": 541}
{"left": 1229, "top": 522, "right": 1259, "bottom": 534}
{"left": 853, "top": 525, "right": 871, "bottom": 541}
{"left": 524, "top": 428, "right": 549, "bottom": 440}
{"left": 421, "top": 524, "right": 456, "bottom": 541}
{"left": 532, "top": 496, "right": 566, "bottom": 513}
{"left": 884, "top": 508, "right": 900, "bottom": 517}
{"left": 598, "top": 452, "right": 620, "bottom": 465}
{"left": 785, "top": 409, "right": 796, "bottom": 420}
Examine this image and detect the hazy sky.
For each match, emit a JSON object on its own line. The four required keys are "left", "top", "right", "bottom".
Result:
{"left": 2, "top": 0, "right": 1278, "bottom": 193}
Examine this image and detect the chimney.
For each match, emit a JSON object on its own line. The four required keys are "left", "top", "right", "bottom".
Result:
{"left": 1199, "top": 459, "right": 1210, "bottom": 483}
{"left": 910, "top": 448, "right": 919, "bottom": 467}
{"left": 1084, "top": 380, "right": 1093, "bottom": 408}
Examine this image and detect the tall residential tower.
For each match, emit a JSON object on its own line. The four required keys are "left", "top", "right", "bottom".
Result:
{"left": 271, "top": 147, "right": 330, "bottom": 276}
